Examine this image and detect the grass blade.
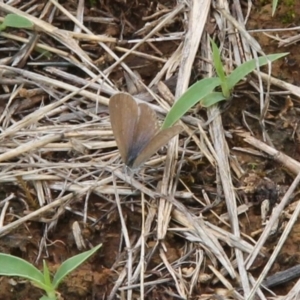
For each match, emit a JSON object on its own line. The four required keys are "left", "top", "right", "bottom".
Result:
{"left": 162, "top": 77, "right": 221, "bottom": 129}
{"left": 200, "top": 92, "right": 228, "bottom": 107}
{"left": 211, "top": 39, "right": 226, "bottom": 83}
{"left": 0, "top": 254, "right": 46, "bottom": 289}
{"left": 3, "top": 14, "right": 33, "bottom": 28}
{"left": 272, "top": 0, "right": 279, "bottom": 16}
{"left": 227, "top": 53, "right": 288, "bottom": 89}
{"left": 211, "top": 38, "right": 230, "bottom": 98}
{"left": 53, "top": 244, "right": 102, "bottom": 288}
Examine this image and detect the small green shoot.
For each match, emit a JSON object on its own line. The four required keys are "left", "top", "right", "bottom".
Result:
{"left": 272, "top": 0, "right": 279, "bottom": 16}
{"left": 162, "top": 39, "right": 288, "bottom": 129}
{"left": 211, "top": 39, "right": 230, "bottom": 98}
{"left": 248, "top": 162, "right": 258, "bottom": 170}
{"left": 0, "top": 14, "right": 33, "bottom": 31}
{"left": 0, "top": 243, "right": 102, "bottom": 300}
{"left": 162, "top": 77, "right": 221, "bottom": 129}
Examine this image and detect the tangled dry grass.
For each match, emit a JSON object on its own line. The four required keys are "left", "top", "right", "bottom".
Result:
{"left": 1, "top": 0, "right": 300, "bottom": 299}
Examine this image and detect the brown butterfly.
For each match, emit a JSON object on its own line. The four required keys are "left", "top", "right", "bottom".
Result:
{"left": 109, "top": 92, "right": 182, "bottom": 169}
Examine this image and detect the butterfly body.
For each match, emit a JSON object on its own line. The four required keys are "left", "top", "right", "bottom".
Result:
{"left": 109, "top": 92, "right": 182, "bottom": 169}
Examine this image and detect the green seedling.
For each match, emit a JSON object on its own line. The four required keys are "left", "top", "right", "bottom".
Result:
{"left": 0, "top": 14, "right": 33, "bottom": 31}
{"left": 0, "top": 15, "right": 50, "bottom": 58}
{"left": 162, "top": 39, "right": 288, "bottom": 129}
{"left": 272, "top": 0, "right": 279, "bottom": 16}
{"left": 0, "top": 243, "right": 102, "bottom": 300}
{"left": 248, "top": 162, "right": 258, "bottom": 170}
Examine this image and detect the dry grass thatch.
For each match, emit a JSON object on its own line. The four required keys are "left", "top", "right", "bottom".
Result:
{"left": 1, "top": 0, "right": 300, "bottom": 299}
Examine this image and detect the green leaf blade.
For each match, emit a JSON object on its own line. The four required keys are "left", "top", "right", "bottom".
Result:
{"left": 200, "top": 92, "right": 227, "bottom": 107}
{"left": 40, "top": 296, "right": 56, "bottom": 300}
{"left": 162, "top": 77, "right": 221, "bottom": 129}
{"left": 0, "top": 254, "right": 46, "bottom": 288}
{"left": 210, "top": 39, "right": 231, "bottom": 97}
{"left": 211, "top": 38, "right": 226, "bottom": 82}
{"left": 272, "top": 0, "right": 279, "bottom": 16}
{"left": 52, "top": 243, "right": 102, "bottom": 289}
{"left": 41, "top": 260, "right": 56, "bottom": 297}
{"left": 3, "top": 14, "right": 33, "bottom": 28}
{"left": 0, "top": 23, "right": 6, "bottom": 31}
{"left": 227, "top": 52, "right": 288, "bottom": 89}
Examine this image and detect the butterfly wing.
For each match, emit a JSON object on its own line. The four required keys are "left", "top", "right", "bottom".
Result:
{"left": 131, "top": 125, "right": 183, "bottom": 169}
{"left": 126, "top": 102, "right": 159, "bottom": 167}
{"left": 109, "top": 93, "right": 138, "bottom": 164}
